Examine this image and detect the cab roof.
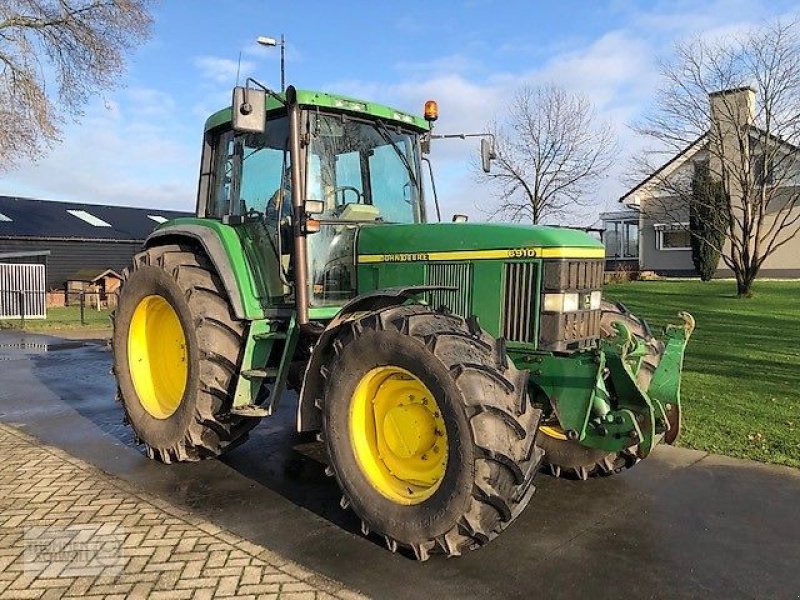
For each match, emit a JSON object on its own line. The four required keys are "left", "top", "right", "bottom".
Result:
{"left": 204, "top": 88, "right": 430, "bottom": 132}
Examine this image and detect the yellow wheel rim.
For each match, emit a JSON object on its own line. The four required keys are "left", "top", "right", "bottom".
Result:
{"left": 127, "top": 295, "right": 188, "bottom": 419}
{"left": 539, "top": 425, "right": 569, "bottom": 441}
{"left": 349, "top": 366, "right": 448, "bottom": 505}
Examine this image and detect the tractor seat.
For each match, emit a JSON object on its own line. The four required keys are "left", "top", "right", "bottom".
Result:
{"left": 338, "top": 203, "right": 381, "bottom": 221}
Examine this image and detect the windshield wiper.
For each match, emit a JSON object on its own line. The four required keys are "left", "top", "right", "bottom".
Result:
{"left": 372, "top": 120, "right": 420, "bottom": 197}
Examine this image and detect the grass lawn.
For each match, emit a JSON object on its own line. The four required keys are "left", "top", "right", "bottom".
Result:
{"left": 605, "top": 279, "right": 800, "bottom": 468}
{"left": 0, "top": 305, "right": 112, "bottom": 331}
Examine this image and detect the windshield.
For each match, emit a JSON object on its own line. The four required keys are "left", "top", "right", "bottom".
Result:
{"left": 306, "top": 114, "right": 423, "bottom": 223}
{"left": 210, "top": 116, "right": 290, "bottom": 220}
{"left": 205, "top": 111, "right": 425, "bottom": 309}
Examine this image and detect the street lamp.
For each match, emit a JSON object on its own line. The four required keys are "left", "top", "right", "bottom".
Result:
{"left": 256, "top": 34, "right": 285, "bottom": 92}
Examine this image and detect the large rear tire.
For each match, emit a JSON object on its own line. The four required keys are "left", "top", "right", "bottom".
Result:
{"left": 538, "top": 301, "right": 663, "bottom": 479}
{"left": 321, "top": 305, "right": 543, "bottom": 559}
{"left": 112, "top": 244, "right": 259, "bottom": 463}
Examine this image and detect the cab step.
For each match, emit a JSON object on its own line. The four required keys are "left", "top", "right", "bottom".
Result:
{"left": 241, "top": 368, "right": 279, "bottom": 379}
{"left": 253, "top": 331, "right": 288, "bottom": 341}
{"left": 230, "top": 404, "right": 271, "bottom": 418}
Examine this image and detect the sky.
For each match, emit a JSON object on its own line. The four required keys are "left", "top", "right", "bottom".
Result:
{"left": 1, "top": 0, "right": 798, "bottom": 224}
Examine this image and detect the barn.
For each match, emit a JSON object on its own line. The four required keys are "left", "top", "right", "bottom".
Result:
{"left": 0, "top": 196, "right": 191, "bottom": 294}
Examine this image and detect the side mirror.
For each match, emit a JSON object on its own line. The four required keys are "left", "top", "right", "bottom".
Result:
{"left": 481, "top": 137, "right": 496, "bottom": 173}
{"left": 452, "top": 214, "right": 469, "bottom": 223}
{"left": 232, "top": 86, "right": 266, "bottom": 133}
{"left": 305, "top": 199, "right": 325, "bottom": 215}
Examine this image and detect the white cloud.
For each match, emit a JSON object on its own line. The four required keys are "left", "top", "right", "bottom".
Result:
{"left": 3, "top": 0, "right": 794, "bottom": 224}
{"left": 532, "top": 31, "right": 656, "bottom": 108}
{"left": 394, "top": 54, "right": 480, "bottom": 77}
{"left": 0, "top": 89, "right": 197, "bottom": 211}
{"left": 325, "top": 29, "right": 657, "bottom": 222}
{"left": 325, "top": 2, "right": 798, "bottom": 223}
{"left": 194, "top": 55, "right": 255, "bottom": 85}
{"left": 126, "top": 87, "right": 177, "bottom": 118}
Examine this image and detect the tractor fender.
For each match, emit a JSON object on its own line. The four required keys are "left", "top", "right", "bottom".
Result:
{"left": 146, "top": 224, "right": 254, "bottom": 320}
{"left": 296, "top": 285, "right": 455, "bottom": 432}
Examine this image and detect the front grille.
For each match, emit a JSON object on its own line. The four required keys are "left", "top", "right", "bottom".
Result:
{"left": 539, "top": 258, "right": 604, "bottom": 351}
{"left": 502, "top": 262, "right": 537, "bottom": 343}
{"left": 542, "top": 259, "right": 604, "bottom": 291}
{"left": 539, "top": 310, "right": 601, "bottom": 351}
{"left": 426, "top": 262, "right": 472, "bottom": 317}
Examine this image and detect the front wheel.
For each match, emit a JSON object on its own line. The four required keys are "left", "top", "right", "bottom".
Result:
{"left": 320, "top": 305, "right": 543, "bottom": 559}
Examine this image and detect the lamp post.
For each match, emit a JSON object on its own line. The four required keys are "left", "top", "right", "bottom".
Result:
{"left": 256, "top": 34, "right": 285, "bottom": 92}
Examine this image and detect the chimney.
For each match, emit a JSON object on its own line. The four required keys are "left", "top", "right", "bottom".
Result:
{"left": 709, "top": 86, "right": 756, "bottom": 131}
{"left": 708, "top": 86, "right": 756, "bottom": 188}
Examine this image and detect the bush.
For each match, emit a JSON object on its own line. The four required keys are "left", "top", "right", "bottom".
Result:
{"left": 690, "top": 163, "right": 728, "bottom": 281}
{"left": 605, "top": 262, "right": 637, "bottom": 283}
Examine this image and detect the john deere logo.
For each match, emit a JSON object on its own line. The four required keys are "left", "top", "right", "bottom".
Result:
{"left": 383, "top": 253, "right": 431, "bottom": 262}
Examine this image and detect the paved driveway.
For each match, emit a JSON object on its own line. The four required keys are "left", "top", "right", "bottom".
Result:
{"left": 1, "top": 331, "right": 799, "bottom": 599}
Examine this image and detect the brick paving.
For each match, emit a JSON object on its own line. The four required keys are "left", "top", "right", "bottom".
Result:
{"left": 0, "top": 422, "right": 366, "bottom": 600}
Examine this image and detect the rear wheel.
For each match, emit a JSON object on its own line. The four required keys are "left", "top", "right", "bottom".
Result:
{"left": 112, "top": 244, "right": 259, "bottom": 462}
{"left": 538, "top": 301, "right": 663, "bottom": 479}
{"left": 321, "top": 305, "right": 543, "bottom": 559}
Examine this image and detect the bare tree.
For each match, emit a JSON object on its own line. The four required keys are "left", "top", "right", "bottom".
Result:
{"left": 634, "top": 19, "right": 800, "bottom": 297}
{"left": 477, "top": 84, "right": 617, "bottom": 224}
{"left": 0, "top": 0, "right": 153, "bottom": 169}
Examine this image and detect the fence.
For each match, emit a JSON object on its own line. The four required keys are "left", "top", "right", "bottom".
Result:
{"left": 0, "top": 288, "right": 117, "bottom": 327}
{"left": 0, "top": 264, "right": 46, "bottom": 319}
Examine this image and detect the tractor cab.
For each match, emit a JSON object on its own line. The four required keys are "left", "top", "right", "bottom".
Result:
{"left": 199, "top": 86, "right": 430, "bottom": 313}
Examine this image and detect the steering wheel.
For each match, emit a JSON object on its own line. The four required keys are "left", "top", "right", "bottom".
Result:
{"left": 332, "top": 186, "right": 363, "bottom": 207}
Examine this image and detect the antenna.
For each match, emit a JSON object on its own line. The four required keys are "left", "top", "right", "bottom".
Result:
{"left": 235, "top": 51, "right": 242, "bottom": 86}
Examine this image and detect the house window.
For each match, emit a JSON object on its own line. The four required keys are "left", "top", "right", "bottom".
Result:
{"left": 655, "top": 223, "right": 691, "bottom": 250}
{"left": 603, "top": 219, "right": 638, "bottom": 258}
{"left": 752, "top": 154, "right": 775, "bottom": 186}
{"left": 624, "top": 221, "right": 638, "bottom": 257}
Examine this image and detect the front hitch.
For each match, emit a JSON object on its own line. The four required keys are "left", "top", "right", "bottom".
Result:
{"left": 528, "top": 311, "right": 694, "bottom": 459}
{"left": 600, "top": 321, "right": 660, "bottom": 458}
{"left": 648, "top": 312, "right": 695, "bottom": 444}
{"left": 592, "top": 311, "right": 695, "bottom": 458}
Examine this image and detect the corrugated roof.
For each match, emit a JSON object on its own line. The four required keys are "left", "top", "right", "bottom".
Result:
{"left": 0, "top": 196, "right": 192, "bottom": 241}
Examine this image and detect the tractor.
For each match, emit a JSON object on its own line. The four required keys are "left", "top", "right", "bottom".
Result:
{"left": 112, "top": 82, "right": 694, "bottom": 560}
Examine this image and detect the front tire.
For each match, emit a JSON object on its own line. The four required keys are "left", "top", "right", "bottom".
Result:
{"left": 321, "top": 305, "right": 543, "bottom": 559}
{"left": 112, "top": 244, "right": 258, "bottom": 462}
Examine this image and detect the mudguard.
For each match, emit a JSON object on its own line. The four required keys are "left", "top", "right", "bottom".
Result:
{"left": 296, "top": 285, "right": 455, "bottom": 432}
{"left": 146, "top": 220, "right": 267, "bottom": 320}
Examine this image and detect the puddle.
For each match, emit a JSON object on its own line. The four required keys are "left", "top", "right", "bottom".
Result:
{"left": 0, "top": 340, "right": 87, "bottom": 360}
{"left": 0, "top": 341, "right": 86, "bottom": 352}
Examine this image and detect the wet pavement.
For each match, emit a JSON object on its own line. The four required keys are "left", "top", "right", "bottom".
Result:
{"left": 0, "top": 421, "right": 359, "bottom": 599}
{"left": 1, "top": 330, "right": 799, "bottom": 599}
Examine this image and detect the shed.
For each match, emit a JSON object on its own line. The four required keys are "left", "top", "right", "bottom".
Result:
{"left": 64, "top": 268, "right": 124, "bottom": 309}
{"left": 0, "top": 196, "right": 191, "bottom": 291}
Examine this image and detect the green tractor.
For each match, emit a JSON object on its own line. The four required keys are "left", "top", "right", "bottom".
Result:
{"left": 112, "top": 82, "right": 694, "bottom": 559}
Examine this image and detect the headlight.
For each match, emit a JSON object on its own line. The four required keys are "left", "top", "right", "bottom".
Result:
{"left": 543, "top": 292, "right": 579, "bottom": 312}
{"left": 590, "top": 290, "right": 602, "bottom": 310}
{"left": 543, "top": 291, "right": 601, "bottom": 312}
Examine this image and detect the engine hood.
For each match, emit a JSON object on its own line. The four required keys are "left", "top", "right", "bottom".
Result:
{"left": 356, "top": 222, "right": 604, "bottom": 261}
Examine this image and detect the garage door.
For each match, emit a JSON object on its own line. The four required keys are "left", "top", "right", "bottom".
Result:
{"left": 0, "top": 263, "right": 46, "bottom": 319}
